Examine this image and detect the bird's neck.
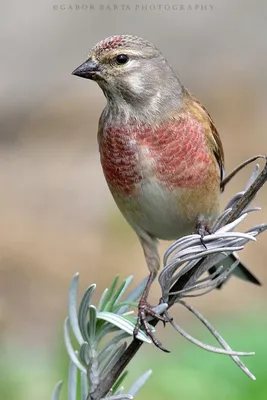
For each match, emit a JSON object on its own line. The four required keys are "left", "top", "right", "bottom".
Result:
{"left": 99, "top": 75, "right": 185, "bottom": 126}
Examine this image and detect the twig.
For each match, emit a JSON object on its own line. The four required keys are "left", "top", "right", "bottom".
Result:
{"left": 220, "top": 155, "right": 266, "bottom": 191}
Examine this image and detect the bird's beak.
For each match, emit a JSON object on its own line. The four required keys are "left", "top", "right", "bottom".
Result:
{"left": 72, "top": 59, "right": 100, "bottom": 80}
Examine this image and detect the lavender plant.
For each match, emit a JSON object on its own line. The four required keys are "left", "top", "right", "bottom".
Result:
{"left": 51, "top": 157, "right": 267, "bottom": 400}
{"left": 51, "top": 273, "right": 154, "bottom": 400}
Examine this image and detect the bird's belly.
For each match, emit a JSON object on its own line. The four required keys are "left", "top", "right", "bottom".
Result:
{"left": 116, "top": 180, "right": 197, "bottom": 240}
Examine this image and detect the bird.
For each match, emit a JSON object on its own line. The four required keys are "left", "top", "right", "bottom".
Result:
{"left": 72, "top": 34, "right": 260, "bottom": 350}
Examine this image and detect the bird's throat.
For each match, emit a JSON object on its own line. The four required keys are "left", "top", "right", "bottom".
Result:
{"left": 100, "top": 78, "right": 184, "bottom": 126}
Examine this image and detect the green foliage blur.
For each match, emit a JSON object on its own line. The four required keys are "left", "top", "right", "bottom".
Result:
{"left": 1, "top": 317, "right": 266, "bottom": 400}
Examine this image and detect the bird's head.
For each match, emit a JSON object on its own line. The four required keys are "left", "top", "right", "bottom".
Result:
{"left": 72, "top": 35, "right": 183, "bottom": 114}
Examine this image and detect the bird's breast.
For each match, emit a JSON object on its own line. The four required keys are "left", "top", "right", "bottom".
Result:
{"left": 99, "top": 115, "right": 217, "bottom": 197}
{"left": 99, "top": 125, "right": 142, "bottom": 195}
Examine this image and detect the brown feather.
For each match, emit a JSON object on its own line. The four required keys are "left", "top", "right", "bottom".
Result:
{"left": 183, "top": 90, "right": 225, "bottom": 187}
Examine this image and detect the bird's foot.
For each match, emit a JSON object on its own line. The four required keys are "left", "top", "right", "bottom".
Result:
{"left": 196, "top": 221, "right": 211, "bottom": 249}
{"left": 133, "top": 298, "right": 170, "bottom": 352}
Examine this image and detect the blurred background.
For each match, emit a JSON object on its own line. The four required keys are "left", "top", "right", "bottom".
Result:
{"left": 1, "top": 0, "right": 267, "bottom": 398}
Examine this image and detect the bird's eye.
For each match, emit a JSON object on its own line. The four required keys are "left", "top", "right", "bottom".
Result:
{"left": 115, "top": 54, "right": 129, "bottom": 65}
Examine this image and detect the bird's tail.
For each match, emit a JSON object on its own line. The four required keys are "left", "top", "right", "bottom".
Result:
{"left": 210, "top": 253, "right": 261, "bottom": 289}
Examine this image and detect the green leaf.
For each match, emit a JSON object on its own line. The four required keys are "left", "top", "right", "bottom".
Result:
{"left": 110, "top": 276, "right": 134, "bottom": 312}
{"left": 80, "top": 371, "right": 88, "bottom": 400}
{"left": 78, "top": 284, "right": 96, "bottom": 342}
{"left": 98, "top": 332, "right": 129, "bottom": 367}
{"left": 115, "top": 276, "right": 134, "bottom": 303}
{"left": 107, "top": 281, "right": 128, "bottom": 312}
{"left": 101, "top": 342, "right": 127, "bottom": 379}
{"left": 79, "top": 342, "right": 90, "bottom": 365}
{"left": 68, "top": 273, "right": 84, "bottom": 346}
{"left": 112, "top": 371, "right": 129, "bottom": 394}
{"left": 97, "top": 312, "right": 152, "bottom": 343}
{"left": 116, "top": 277, "right": 148, "bottom": 315}
{"left": 128, "top": 370, "right": 152, "bottom": 396}
{"left": 102, "top": 275, "right": 120, "bottom": 311}
{"left": 51, "top": 381, "right": 63, "bottom": 400}
{"left": 96, "top": 323, "right": 121, "bottom": 343}
{"left": 68, "top": 359, "right": 77, "bottom": 400}
{"left": 97, "top": 288, "right": 109, "bottom": 311}
{"left": 88, "top": 305, "right": 97, "bottom": 342}
{"left": 113, "top": 301, "right": 138, "bottom": 312}
{"left": 64, "top": 318, "right": 87, "bottom": 374}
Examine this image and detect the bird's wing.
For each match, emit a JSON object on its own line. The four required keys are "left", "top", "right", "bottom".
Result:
{"left": 200, "top": 102, "right": 225, "bottom": 185}
{"left": 185, "top": 91, "right": 225, "bottom": 188}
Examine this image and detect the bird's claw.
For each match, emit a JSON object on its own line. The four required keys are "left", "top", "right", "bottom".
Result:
{"left": 200, "top": 235, "right": 208, "bottom": 249}
{"left": 197, "top": 221, "right": 211, "bottom": 249}
{"left": 133, "top": 300, "right": 170, "bottom": 353}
